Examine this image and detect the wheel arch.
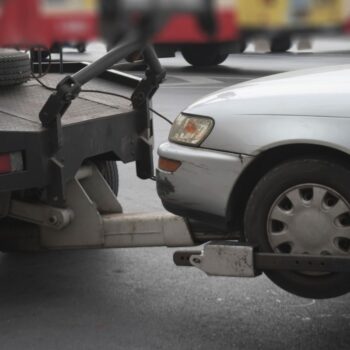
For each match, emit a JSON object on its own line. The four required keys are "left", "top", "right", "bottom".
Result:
{"left": 227, "top": 143, "right": 350, "bottom": 233}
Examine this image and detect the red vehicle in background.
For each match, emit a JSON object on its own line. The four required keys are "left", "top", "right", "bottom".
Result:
{"left": 0, "top": 0, "right": 97, "bottom": 51}
{"left": 0, "top": 0, "right": 238, "bottom": 67}
{"left": 153, "top": 0, "right": 240, "bottom": 66}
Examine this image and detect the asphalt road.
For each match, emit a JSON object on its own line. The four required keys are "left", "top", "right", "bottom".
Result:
{"left": 1, "top": 39, "right": 350, "bottom": 350}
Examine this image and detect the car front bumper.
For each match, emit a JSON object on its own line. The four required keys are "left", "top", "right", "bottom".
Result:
{"left": 157, "top": 142, "right": 253, "bottom": 225}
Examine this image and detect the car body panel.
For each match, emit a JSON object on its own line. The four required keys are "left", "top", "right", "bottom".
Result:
{"left": 186, "top": 65, "right": 350, "bottom": 119}
{"left": 157, "top": 142, "right": 253, "bottom": 219}
{"left": 201, "top": 114, "right": 350, "bottom": 156}
{"left": 183, "top": 65, "right": 350, "bottom": 155}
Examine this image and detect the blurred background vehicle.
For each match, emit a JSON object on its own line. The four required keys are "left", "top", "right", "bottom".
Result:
{"left": 0, "top": 0, "right": 97, "bottom": 59}
{"left": 138, "top": 0, "right": 350, "bottom": 64}
{"left": 1, "top": 0, "right": 350, "bottom": 64}
{"left": 239, "top": 0, "right": 349, "bottom": 53}
{"left": 153, "top": 0, "right": 240, "bottom": 67}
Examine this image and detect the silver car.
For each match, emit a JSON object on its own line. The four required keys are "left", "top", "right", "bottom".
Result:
{"left": 157, "top": 65, "right": 350, "bottom": 299}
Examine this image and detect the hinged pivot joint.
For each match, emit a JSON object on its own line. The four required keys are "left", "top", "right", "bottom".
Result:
{"left": 39, "top": 76, "right": 81, "bottom": 207}
{"left": 131, "top": 45, "right": 166, "bottom": 109}
{"left": 131, "top": 67, "right": 166, "bottom": 108}
{"left": 40, "top": 76, "right": 81, "bottom": 128}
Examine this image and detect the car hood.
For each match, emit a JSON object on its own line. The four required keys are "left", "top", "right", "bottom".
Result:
{"left": 184, "top": 65, "right": 350, "bottom": 119}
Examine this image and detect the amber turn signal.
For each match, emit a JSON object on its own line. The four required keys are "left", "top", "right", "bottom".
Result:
{"left": 158, "top": 157, "right": 182, "bottom": 172}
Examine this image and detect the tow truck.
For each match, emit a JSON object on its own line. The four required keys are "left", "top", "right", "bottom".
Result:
{"left": 0, "top": 0, "right": 349, "bottom": 300}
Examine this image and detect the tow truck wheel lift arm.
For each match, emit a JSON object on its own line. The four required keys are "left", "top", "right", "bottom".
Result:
{"left": 174, "top": 243, "right": 350, "bottom": 276}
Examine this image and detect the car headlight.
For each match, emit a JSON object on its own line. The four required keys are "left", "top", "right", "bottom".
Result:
{"left": 169, "top": 114, "right": 214, "bottom": 146}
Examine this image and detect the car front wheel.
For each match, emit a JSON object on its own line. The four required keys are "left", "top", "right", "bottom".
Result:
{"left": 244, "top": 158, "right": 350, "bottom": 299}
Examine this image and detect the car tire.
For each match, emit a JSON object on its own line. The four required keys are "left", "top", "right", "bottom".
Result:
{"left": 270, "top": 36, "right": 292, "bottom": 53}
{"left": 244, "top": 158, "right": 350, "bottom": 299}
{"left": 0, "top": 50, "right": 31, "bottom": 86}
{"left": 182, "top": 47, "right": 228, "bottom": 67}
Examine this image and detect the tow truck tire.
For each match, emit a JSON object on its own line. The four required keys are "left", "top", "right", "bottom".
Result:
{"left": 0, "top": 161, "right": 119, "bottom": 253}
{"left": 270, "top": 36, "right": 292, "bottom": 53}
{"left": 182, "top": 47, "right": 228, "bottom": 67}
{"left": 0, "top": 51, "right": 31, "bottom": 86}
{"left": 244, "top": 158, "right": 350, "bottom": 299}
{"left": 95, "top": 160, "right": 119, "bottom": 196}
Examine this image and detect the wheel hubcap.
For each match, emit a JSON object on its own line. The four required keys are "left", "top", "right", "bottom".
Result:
{"left": 267, "top": 184, "right": 350, "bottom": 256}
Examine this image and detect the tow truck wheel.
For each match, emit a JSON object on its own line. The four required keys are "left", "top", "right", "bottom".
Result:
{"left": 95, "top": 160, "right": 119, "bottom": 196}
{"left": 0, "top": 161, "right": 118, "bottom": 253}
{"left": 244, "top": 158, "right": 350, "bottom": 299}
{"left": 182, "top": 47, "right": 228, "bottom": 67}
{"left": 0, "top": 50, "right": 31, "bottom": 86}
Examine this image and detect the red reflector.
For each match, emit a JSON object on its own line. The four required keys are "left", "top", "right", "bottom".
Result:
{"left": 0, "top": 154, "right": 11, "bottom": 174}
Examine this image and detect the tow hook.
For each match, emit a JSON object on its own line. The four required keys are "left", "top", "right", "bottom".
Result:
{"left": 174, "top": 241, "right": 350, "bottom": 277}
{"left": 174, "top": 242, "right": 258, "bottom": 277}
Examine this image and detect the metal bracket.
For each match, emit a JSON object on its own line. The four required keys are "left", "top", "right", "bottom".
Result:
{"left": 39, "top": 76, "right": 82, "bottom": 207}
{"left": 39, "top": 75, "right": 81, "bottom": 151}
{"left": 131, "top": 45, "right": 166, "bottom": 180}
{"left": 131, "top": 45, "right": 166, "bottom": 108}
{"left": 8, "top": 199, "right": 74, "bottom": 230}
{"left": 174, "top": 241, "right": 350, "bottom": 276}
{"left": 189, "top": 242, "right": 257, "bottom": 277}
{"left": 37, "top": 165, "right": 194, "bottom": 250}
{"left": 40, "top": 76, "right": 81, "bottom": 129}
{"left": 131, "top": 69, "right": 166, "bottom": 108}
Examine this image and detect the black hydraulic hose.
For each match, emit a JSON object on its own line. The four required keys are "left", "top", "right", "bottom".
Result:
{"left": 72, "top": 32, "right": 145, "bottom": 86}
{"left": 143, "top": 46, "right": 164, "bottom": 77}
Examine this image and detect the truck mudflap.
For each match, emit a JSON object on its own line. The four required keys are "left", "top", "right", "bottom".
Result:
{"left": 174, "top": 241, "right": 350, "bottom": 276}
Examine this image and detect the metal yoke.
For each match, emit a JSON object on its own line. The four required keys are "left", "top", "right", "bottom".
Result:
{"left": 2, "top": 164, "right": 194, "bottom": 251}
{"left": 174, "top": 242, "right": 350, "bottom": 275}
{"left": 39, "top": 39, "right": 165, "bottom": 206}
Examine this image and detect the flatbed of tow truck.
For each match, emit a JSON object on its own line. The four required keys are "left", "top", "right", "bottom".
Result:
{"left": 0, "top": 64, "right": 151, "bottom": 197}
{"left": 0, "top": 75, "right": 132, "bottom": 132}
